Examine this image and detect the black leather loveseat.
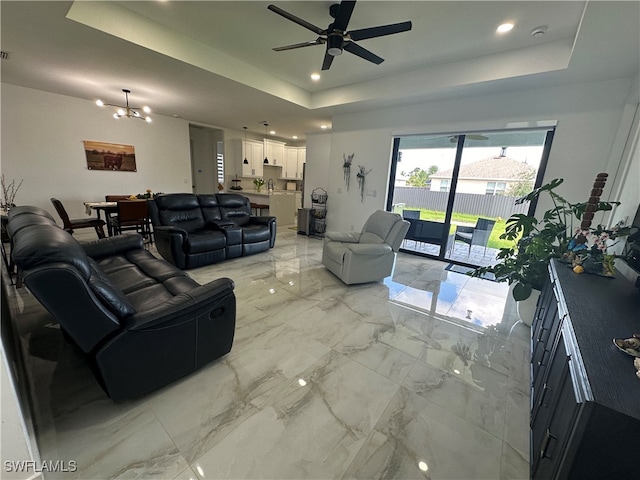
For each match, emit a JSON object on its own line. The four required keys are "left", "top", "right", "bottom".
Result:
{"left": 8, "top": 207, "right": 236, "bottom": 401}
{"left": 148, "top": 193, "right": 276, "bottom": 269}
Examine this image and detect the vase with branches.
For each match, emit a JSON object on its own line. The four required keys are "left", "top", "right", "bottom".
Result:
{"left": 1, "top": 174, "right": 23, "bottom": 210}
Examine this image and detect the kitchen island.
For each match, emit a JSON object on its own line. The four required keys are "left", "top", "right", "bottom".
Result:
{"left": 240, "top": 191, "right": 301, "bottom": 226}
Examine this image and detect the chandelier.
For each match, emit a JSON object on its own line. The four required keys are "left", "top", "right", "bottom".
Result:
{"left": 96, "top": 89, "right": 152, "bottom": 122}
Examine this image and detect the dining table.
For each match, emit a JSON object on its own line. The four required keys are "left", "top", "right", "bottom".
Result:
{"left": 84, "top": 201, "right": 117, "bottom": 236}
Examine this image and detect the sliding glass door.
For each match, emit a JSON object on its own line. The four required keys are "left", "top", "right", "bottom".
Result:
{"left": 388, "top": 128, "right": 554, "bottom": 268}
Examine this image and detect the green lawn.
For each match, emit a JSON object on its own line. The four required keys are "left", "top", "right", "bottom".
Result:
{"left": 399, "top": 207, "right": 518, "bottom": 250}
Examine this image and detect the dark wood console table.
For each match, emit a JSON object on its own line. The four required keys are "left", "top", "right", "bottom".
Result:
{"left": 530, "top": 259, "right": 640, "bottom": 479}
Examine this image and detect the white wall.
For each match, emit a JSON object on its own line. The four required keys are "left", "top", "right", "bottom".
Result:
{"left": 307, "top": 78, "right": 638, "bottom": 233}
{"left": 302, "top": 132, "right": 331, "bottom": 209}
{"left": 1, "top": 84, "right": 192, "bottom": 219}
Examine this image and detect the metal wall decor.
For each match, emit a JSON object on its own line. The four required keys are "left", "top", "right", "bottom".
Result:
{"left": 356, "top": 165, "right": 372, "bottom": 202}
{"left": 343, "top": 153, "right": 354, "bottom": 190}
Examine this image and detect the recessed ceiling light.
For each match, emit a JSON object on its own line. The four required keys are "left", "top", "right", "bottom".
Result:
{"left": 270, "top": 130, "right": 276, "bottom": 135}
{"left": 310, "top": 73, "right": 320, "bottom": 81}
{"left": 497, "top": 23, "right": 514, "bottom": 33}
{"left": 320, "top": 125, "right": 327, "bottom": 129}
{"left": 292, "top": 135, "right": 298, "bottom": 139}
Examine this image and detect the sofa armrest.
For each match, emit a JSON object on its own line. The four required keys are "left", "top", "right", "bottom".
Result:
{"left": 249, "top": 216, "right": 276, "bottom": 226}
{"left": 124, "top": 277, "right": 235, "bottom": 331}
{"left": 347, "top": 243, "right": 393, "bottom": 255}
{"left": 154, "top": 225, "right": 188, "bottom": 237}
{"left": 325, "top": 231, "right": 361, "bottom": 243}
{"left": 207, "top": 220, "right": 236, "bottom": 229}
{"left": 81, "top": 234, "right": 144, "bottom": 259}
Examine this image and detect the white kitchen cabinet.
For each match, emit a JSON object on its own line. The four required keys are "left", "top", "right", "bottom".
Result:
{"left": 264, "top": 140, "right": 285, "bottom": 166}
{"left": 283, "top": 146, "right": 306, "bottom": 180}
{"left": 238, "top": 139, "right": 263, "bottom": 177}
{"left": 296, "top": 148, "right": 306, "bottom": 180}
{"left": 283, "top": 147, "right": 299, "bottom": 179}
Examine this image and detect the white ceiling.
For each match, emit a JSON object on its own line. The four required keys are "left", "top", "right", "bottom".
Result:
{"left": 1, "top": 1, "right": 638, "bottom": 141}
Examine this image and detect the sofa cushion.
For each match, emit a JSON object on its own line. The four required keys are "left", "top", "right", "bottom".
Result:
{"left": 362, "top": 210, "right": 402, "bottom": 243}
{"left": 12, "top": 224, "right": 92, "bottom": 278}
{"left": 218, "top": 194, "right": 252, "bottom": 226}
{"left": 87, "top": 259, "right": 136, "bottom": 318}
{"left": 242, "top": 224, "right": 272, "bottom": 244}
{"left": 198, "top": 194, "right": 223, "bottom": 223}
{"left": 359, "top": 232, "right": 385, "bottom": 244}
{"left": 6, "top": 213, "right": 57, "bottom": 238}
{"left": 185, "top": 230, "right": 226, "bottom": 254}
{"left": 154, "top": 194, "right": 206, "bottom": 233}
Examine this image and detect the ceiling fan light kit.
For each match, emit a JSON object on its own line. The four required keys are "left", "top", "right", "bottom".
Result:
{"left": 96, "top": 89, "right": 152, "bottom": 122}
{"left": 268, "top": 0, "right": 412, "bottom": 71}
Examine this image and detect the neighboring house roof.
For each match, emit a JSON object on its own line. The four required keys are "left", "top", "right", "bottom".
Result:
{"left": 431, "top": 156, "right": 536, "bottom": 181}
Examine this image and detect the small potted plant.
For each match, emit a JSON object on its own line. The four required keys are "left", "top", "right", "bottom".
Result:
{"left": 253, "top": 178, "right": 265, "bottom": 192}
{"left": 471, "top": 175, "right": 633, "bottom": 307}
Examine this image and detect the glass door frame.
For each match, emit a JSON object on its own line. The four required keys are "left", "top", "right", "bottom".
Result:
{"left": 386, "top": 128, "right": 555, "bottom": 267}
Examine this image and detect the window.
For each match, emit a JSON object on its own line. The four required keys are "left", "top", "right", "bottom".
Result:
{"left": 439, "top": 179, "right": 450, "bottom": 192}
{"left": 216, "top": 141, "right": 224, "bottom": 185}
{"left": 486, "top": 181, "right": 506, "bottom": 195}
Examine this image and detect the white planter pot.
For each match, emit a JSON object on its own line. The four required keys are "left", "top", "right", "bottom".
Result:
{"left": 516, "top": 289, "right": 541, "bottom": 327}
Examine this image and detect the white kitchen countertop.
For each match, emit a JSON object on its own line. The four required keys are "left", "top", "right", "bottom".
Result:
{"left": 240, "top": 190, "right": 300, "bottom": 196}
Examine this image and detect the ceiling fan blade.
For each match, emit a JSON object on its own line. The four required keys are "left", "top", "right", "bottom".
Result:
{"left": 321, "top": 51, "right": 335, "bottom": 70}
{"left": 343, "top": 41, "right": 384, "bottom": 65}
{"left": 332, "top": 1, "right": 356, "bottom": 32}
{"left": 268, "top": 4, "right": 325, "bottom": 35}
{"left": 348, "top": 21, "right": 412, "bottom": 41}
{"left": 273, "top": 38, "right": 325, "bottom": 51}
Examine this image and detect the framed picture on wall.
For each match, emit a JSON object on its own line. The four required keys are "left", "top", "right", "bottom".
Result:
{"left": 83, "top": 140, "right": 137, "bottom": 172}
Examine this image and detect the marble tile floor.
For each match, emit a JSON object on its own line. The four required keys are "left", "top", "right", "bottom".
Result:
{"left": 4, "top": 228, "right": 532, "bottom": 480}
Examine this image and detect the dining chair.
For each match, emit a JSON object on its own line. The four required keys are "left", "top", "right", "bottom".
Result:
{"left": 104, "top": 195, "right": 131, "bottom": 202}
{"left": 110, "top": 200, "right": 151, "bottom": 244}
{"left": 50, "top": 198, "right": 106, "bottom": 238}
{"left": 103, "top": 195, "right": 131, "bottom": 225}
{"left": 454, "top": 218, "right": 496, "bottom": 255}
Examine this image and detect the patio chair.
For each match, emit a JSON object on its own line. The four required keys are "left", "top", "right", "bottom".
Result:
{"left": 50, "top": 197, "right": 106, "bottom": 239}
{"left": 454, "top": 218, "right": 496, "bottom": 255}
{"left": 402, "top": 210, "right": 420, "bottom": 247}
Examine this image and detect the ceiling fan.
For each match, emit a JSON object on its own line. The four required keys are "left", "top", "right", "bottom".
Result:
{"left": 268, "top": 0, "right": 412, "bottom": 71}
{"left": 449, "top": 134, "right": 489, "bottom": 143}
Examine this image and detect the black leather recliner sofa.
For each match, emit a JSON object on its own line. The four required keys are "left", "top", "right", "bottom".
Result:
{"left": 147, "top": 193, "right": 276, "bottom": 269}
{"left": 8, "top": 207, "right": 236, "bottom": 401}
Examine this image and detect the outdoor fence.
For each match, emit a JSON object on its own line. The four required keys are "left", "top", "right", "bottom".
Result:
{"left": 393, "top": 187, "right": 530, "bottom": 219}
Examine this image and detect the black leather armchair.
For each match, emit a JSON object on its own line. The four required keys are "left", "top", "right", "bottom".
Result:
{"left": 148, "top": 193, "right": 276, "bottom": 269}
{"left": 9, "top": 211, "right": 236, "bottom": 401}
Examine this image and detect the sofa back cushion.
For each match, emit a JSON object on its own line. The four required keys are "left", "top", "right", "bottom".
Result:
{"left": 87, "top": 258, "right": 137, "bottom": 318}
{"left": 361, "top": 210, "right": 407, "bottom": 250}
{"left": 153, "top": 194, "right": 206, "bottom": 233}
{"left": 6, "top": 212, "right": 57, "bottom": 238}
{"left": 198, "top": 194, "right": 223, "bottom": 223}
{"left": 11, "top": 224, "right": 92, "bottom": 277}
{"left": 217, "top": 194, "right": 252, "bottom": 226}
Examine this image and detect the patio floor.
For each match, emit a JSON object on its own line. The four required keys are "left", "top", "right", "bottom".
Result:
{"left": 400, "top": 238, "right": 500, "bottom": 268}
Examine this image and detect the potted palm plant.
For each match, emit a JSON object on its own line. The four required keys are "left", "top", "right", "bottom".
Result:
{"left": 471, "top": 175, "right": 633, "bottom": 317}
